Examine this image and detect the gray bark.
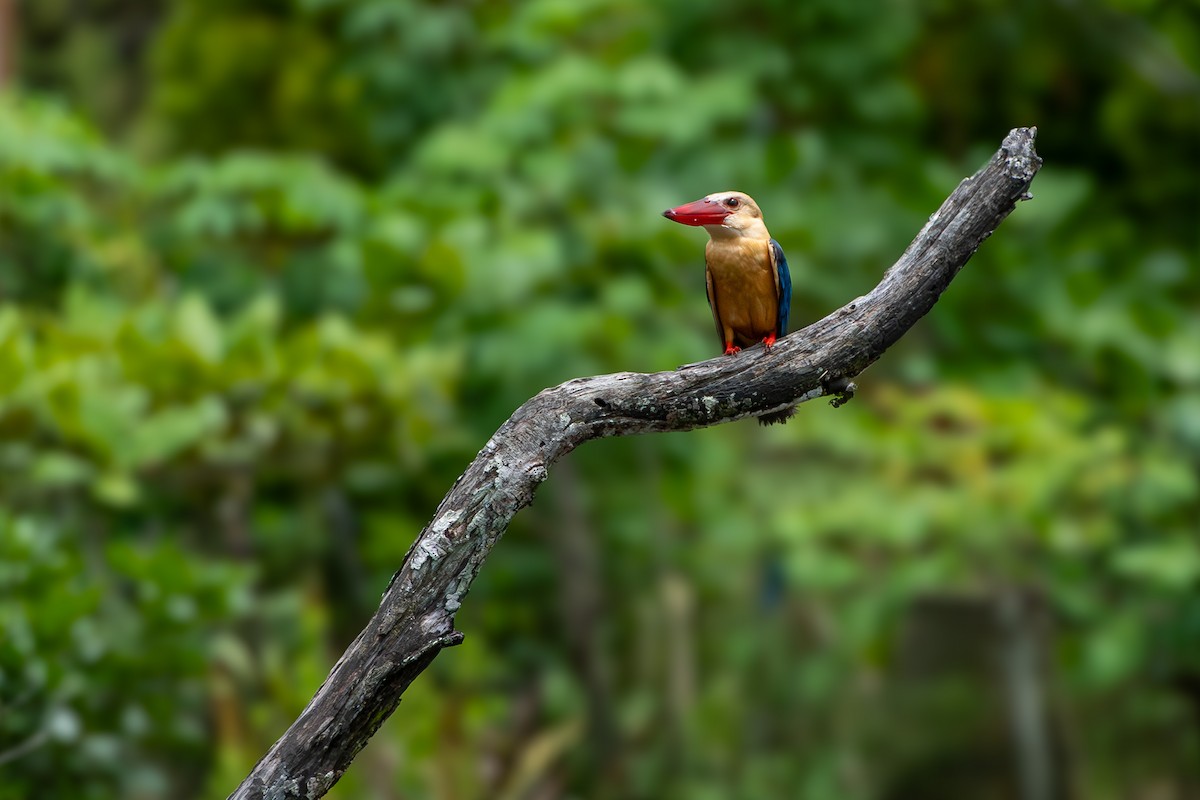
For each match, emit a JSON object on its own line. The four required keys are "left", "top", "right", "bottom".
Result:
{"left": 229, "top": 127, "right": 1043, "bottom": 800}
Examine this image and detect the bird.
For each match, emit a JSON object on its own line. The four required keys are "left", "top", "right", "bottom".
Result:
{"left": 663, "top": 191, "right": 794, "bottom": 424}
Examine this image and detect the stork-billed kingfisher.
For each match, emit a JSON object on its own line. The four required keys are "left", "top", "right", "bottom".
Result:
{"left": 663, "top": 191, "right": 794, "bottom": 424}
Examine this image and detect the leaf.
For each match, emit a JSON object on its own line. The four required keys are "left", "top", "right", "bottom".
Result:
{"left": 1112, "top": 539, "right": 1200, "bottom": 590}
{"left": 174, "top": 294, "right": 224, "bottom": 363}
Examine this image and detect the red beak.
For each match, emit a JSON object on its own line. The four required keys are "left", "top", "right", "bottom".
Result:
{"left": 662, "top": 197, "right": 729, "bottom": 227}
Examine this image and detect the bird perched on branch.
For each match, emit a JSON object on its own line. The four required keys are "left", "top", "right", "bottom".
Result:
{"left": 663, "top": 191, "right": 794, "bottom": 424}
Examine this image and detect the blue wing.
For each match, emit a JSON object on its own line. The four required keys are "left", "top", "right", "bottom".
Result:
{"left": 770, "top": 239, "right": 792, "bottom": 337}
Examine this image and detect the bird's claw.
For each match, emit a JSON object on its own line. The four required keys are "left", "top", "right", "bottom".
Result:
{"left": 723, "top": 343, "right": 742, "bottom": 356}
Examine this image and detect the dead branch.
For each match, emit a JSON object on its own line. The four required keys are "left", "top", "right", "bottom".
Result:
{"left": 230, "top": 127, "right": 1042, "bottom": 799}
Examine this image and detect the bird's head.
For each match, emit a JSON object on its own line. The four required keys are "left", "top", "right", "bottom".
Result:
{"left": 662, "top": 191, "right": 768, "bottom": 239}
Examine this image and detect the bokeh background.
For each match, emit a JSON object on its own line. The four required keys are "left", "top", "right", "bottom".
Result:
{"left": 2, "top": 1, "right": 1198, "bottom": 798}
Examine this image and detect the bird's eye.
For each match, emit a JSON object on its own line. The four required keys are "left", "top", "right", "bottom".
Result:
{"left": 725, "top": 197, "right": 739, "bottom": 208}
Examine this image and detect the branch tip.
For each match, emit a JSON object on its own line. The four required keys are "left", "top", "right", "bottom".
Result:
{"left": 820, "top": 374, "right": 857, "bottom": 409}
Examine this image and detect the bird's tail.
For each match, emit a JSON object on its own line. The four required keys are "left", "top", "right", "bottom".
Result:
{"left": 757, "top": 408, "right": 795, "bottom": 426}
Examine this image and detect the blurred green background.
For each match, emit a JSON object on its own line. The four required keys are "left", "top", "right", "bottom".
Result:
{"left": 1, "top": 1, "right": 1198, "bottom": 798}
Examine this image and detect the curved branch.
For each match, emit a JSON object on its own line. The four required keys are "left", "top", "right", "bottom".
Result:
{"left": 230, "top": 127, "right": 1042, "bottom": 799}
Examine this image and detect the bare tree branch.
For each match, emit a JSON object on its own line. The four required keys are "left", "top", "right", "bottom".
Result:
{"left": 230, "top": 127, "right": 1042, "bottom": 799}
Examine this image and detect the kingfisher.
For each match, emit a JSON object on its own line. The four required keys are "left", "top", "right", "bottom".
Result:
{"left": 663, "top": 191, "right": 794, "bottom": 424}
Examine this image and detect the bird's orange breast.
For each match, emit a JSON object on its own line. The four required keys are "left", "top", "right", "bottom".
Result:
{"left": 705, "top": 238, "right": 778, "bottom": 346}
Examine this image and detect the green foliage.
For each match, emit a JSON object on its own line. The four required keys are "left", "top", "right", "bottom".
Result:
{"left": 0, "top": 512, "right": 253, "bottom": 799}
{"left": 2, "top": 1, "right": 1198, "bottom": 798}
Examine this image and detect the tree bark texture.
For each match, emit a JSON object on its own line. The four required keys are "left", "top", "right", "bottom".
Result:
{"left": 230, "top": 127, "right": 1042, "bottom": 799}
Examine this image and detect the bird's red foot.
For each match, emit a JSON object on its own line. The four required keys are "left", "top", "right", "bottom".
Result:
{"left": 723, "top": 343, "right": 741, "bottom": 356}
{"left": 762, "top": 333, "right": 777, "bottom": 350}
